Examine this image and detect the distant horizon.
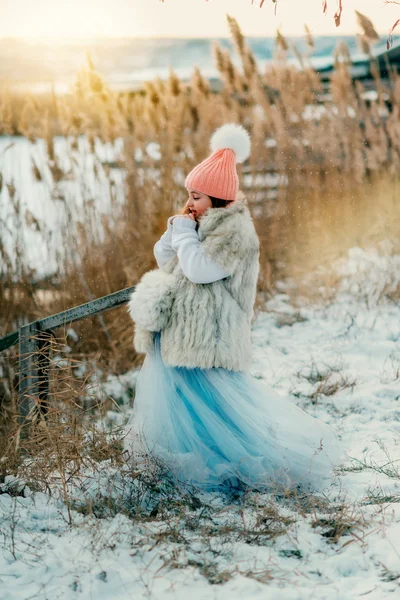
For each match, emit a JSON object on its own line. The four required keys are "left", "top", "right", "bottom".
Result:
{"left": 0, "top": 20, "right": 395, "bottom": 93}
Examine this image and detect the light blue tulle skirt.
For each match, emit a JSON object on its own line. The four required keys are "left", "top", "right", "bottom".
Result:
{"left": 123, "top": 331, "right": 345, "bottom": 494}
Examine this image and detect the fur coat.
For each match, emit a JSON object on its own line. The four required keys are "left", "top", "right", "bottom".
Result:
{"left": 128, "top": 193, "right": 260, "bottom": 371}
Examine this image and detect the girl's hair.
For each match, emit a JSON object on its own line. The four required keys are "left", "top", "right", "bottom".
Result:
{"left": 209, "top": 196, "right": 235, "bottom": 208}
{"left": 179, "top": 195, "right": 234, "bottom": 216}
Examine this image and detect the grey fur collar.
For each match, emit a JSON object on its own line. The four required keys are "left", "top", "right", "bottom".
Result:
{"left": 197, "top": 193, "right": 249, "bottom": 237}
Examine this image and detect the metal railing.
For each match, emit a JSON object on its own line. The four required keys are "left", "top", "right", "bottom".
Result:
{"left": 0, "top": 286, "right": 135, "bottom": 427}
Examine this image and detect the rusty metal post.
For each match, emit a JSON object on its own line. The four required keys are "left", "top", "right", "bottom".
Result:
{"left": 18, "top": 324, "right": 53, "bottom": 431}
{"left": 18, "top": 323, "right": 42, "bottom": 433}
{"left": 1, "top": 285, "right": 136, "bottom": 437}
{"left": 37, "top": 330, "right": 52, "bottom": 418}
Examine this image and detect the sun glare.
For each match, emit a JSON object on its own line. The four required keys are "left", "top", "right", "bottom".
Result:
{"left": 1, "top": 0, "right": 397, "bottom": 39}
{"left": 9, "top": 0, "right": 130, "bottom": 39}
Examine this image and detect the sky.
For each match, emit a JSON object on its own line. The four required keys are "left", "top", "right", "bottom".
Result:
{"left": 0, "top": 0, "right": 398, "bottom": 39}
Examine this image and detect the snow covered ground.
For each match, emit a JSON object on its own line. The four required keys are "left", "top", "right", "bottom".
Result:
{"left": 1, "top": 245, "right": 400, "bottom": 599}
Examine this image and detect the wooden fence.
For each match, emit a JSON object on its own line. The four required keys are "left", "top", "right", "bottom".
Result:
{"left": 0, "top": 286, "right": 135, "bottom": 428}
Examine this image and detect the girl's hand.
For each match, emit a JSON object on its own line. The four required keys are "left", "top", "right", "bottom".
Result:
{"left": 170, "top": 213, "right": 196, "bottom": 223}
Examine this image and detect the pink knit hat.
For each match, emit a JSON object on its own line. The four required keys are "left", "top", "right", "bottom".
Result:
{"left": 185, "top": 123, "right": 251, "bottom": 201}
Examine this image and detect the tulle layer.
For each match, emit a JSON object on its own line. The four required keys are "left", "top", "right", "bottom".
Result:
{"left": 123, "top": 332, "right": 345, "bottom": 494}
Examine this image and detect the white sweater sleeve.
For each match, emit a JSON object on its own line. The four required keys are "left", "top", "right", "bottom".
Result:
{"left": 153, "top": 216, "right": 176, "bottom": 270}
{"left": 170, "top": 216, "right": 231, "bottom": 284}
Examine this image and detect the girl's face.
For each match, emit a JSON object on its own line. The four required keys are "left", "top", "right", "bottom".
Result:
{"left": 185, "top": 188, "right": 213, "bottom": 219}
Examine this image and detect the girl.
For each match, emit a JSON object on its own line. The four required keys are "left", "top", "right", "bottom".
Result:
{"left": 123, "top": 124, "right": 345, "bottom": 494}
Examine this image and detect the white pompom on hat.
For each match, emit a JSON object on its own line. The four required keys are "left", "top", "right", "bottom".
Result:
{"left": 210, "top": 123, "right": 251, "bottom": 164}
{"left": 185, "top": 122, "right": 251, "bottom": 201}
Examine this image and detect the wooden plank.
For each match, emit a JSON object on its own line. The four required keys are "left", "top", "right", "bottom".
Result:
{"left": 39, "top": 286, "right": 135, "bottom": 332}
{"left": 0, "top": 330, "right": 19, "bottom": 351}
{"left": 0, "top": 286, "right": 135, "bottom": 354}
